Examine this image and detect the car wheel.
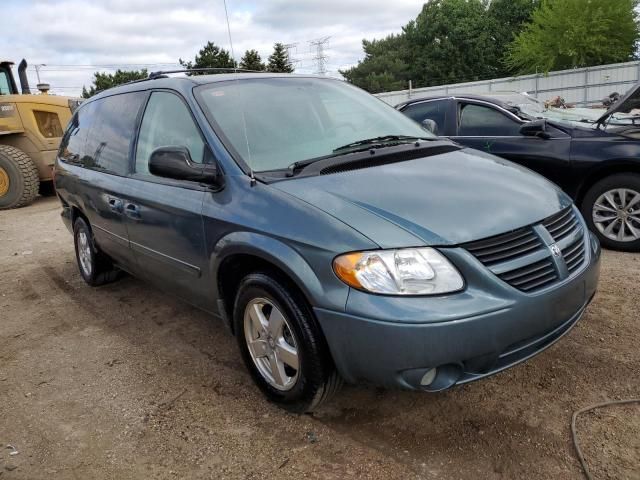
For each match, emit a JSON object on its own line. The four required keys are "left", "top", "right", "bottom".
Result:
{"left": 233, "top": 272, "right": 342, "bottom": 412}
{"left": 581, "top": 173, "right": 640, "bottom": 252}
{"left": 73, "top": 217, "right": 120, "bottom": 286}
{"left": 0, "top": 145, "right": 39, "bottom": 210}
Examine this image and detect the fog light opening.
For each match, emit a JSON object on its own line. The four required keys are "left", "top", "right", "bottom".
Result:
{"left": 420, "top": 368, "right": 437, "bottom": 386}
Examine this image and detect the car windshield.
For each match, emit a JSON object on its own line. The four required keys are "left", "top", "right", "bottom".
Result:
{"left": 195, "top": 76, "right": 434, "bottom": 172}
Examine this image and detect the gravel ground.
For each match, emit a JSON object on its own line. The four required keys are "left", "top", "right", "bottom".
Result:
{"left": 0, "top": 196, "right": 638, "bottom": 479}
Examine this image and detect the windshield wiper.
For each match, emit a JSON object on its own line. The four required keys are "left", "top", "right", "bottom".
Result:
{"left": 332, "top": 135, "right": 433, "bottom": 153}
{"left": 285, "top": 136, "right": 434, "bottom": 177}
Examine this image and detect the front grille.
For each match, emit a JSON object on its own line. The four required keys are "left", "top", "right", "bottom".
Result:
{"left": 562, "top": 237, "right": 586, "bottom": 274}
{"left": 497, "top": 257, "right": 559, "bottom": 292}
{"left": 463, "top": 206, "right": 587, "bottom": 293}
{"left": 543, "top": 206, "right": 580, "bottom": 242}
{"left": 463, "top": 228, "right": 543, "bottom": 267}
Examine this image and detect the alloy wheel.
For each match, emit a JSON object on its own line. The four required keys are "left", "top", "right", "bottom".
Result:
{"left": 592, "top": 188, "right": 640, "bottom": 243}
{"left": 243, "top": 297, "right": 300, "bottom": 391}
{"left": 77, "top": 230, "right": 93, "bottom": 277}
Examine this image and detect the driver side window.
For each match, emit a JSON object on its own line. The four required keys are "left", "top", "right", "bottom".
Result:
{"left": 458, "top": 103, "right": 521, "bottom": 137}
{"left": 135, "top": 91, "right": 205, "bottom": 175}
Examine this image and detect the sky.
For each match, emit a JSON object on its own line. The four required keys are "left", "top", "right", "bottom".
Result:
{"left": 2, "top": 0, "right": 423, "bottom": 97}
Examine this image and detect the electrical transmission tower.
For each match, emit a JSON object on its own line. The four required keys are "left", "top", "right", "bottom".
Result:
{"left": 283, "top": 43, "right": 299, "bottom": 69}
{"left": 309, "top": 36, "right": 331, "bottom": 75}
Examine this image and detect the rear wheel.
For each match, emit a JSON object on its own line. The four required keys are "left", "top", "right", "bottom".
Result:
{"left": 581, "top": 173, "right": 640, "bottom": 251}
{"left": 0, "top": 145, "right": 39, "bottom": 209}
{"left": 73, "top": 217, "right": 120, "bottom": 286}
{"left": 233, "top": 272, "right": 342, "bottom": 412}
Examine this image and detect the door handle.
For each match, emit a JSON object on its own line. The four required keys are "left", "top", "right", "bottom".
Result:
{"left": 107, "top": 197, "right": 123, "bottom": 213}
{"left": 125, "top": 203, "right": 141, "bottom": 219}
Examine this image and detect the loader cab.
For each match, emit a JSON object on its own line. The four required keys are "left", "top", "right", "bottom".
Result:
{"left": 0, "top": 61, "right": 20, "bottom": 95}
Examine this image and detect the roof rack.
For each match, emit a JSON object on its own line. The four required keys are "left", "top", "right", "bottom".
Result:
{"left": 148, "top": 67, "right": 264, "bottom": 80}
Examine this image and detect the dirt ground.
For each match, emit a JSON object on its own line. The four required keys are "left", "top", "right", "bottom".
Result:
{"left": 0, "top": 196, "right": 638, "bottom": 479}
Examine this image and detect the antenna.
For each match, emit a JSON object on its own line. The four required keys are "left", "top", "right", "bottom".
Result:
{"left": 222, "top": 0, "right": 256, "bottom": 185}
{"left": 309, "top": 36, "right": 331, "bottom": 75}
{"left": 222, "top": 0, "right": 237, "bottom": 72}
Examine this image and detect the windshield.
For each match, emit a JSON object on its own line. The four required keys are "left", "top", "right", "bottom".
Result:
{"left": 0, "top": 70, "right": 11, "bottom": 95}
{"left": 195, "top": 77, "right": 434, "bottom": 172}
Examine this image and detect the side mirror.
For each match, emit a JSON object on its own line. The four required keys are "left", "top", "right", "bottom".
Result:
{"left": 520, "top": 119, "right": 550, "bottom": 139}
{"left": 149, "top": 146, "right": 222, "bottom": 186}
{"left": 421, "top": 118, "right": 439, "bottom": 136}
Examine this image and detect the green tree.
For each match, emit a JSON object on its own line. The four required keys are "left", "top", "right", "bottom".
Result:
{"left": 488, "top": 0, "right": 540, "bottom": 75}
{"left": 267, "top": 43, "right": 294, "bottom": 73}
{"left": 239, "top": 49, "right": 266, "bottom": 71}
{"left": 340, "top": 35, "right": 410, "bottom": 93}
{"left": 179, "top": 41, "right": 236, "bottom": 75}
{"left": 507, "top": 0, "right": 639, "bottom": 74}
{"left": 81, "top": 69, "right": 148, "bottom": 98}
{"left": 341, "top": 0, "right": 538, "bottom": 93}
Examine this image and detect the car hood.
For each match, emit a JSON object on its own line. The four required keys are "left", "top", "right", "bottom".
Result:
{"left": 272, "top": 149, "right": 572, "bottom": 248}
{"left": 597, "top": 81, "right": 640, "bottom": 124}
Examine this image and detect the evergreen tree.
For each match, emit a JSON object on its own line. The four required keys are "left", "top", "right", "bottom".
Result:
{"left": 81, "top": 69, "right": 148, "bottom": 98}
{"left": 179, "top": 41, "right": 236, "bottom": 75}
{"left": 267, "top": 43, "right": 294, "bottom": 73}
{"left": 239, "top": 49, "right": 266, "bottom": 71}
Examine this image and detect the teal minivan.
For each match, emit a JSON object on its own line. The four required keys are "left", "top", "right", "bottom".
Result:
{"left": 55, "top": 72, "right": 600, "bottom": 412}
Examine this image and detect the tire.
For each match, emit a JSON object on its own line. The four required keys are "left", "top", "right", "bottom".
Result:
{"left": 0, "top": 145, "right": 40, "bottom": 210}
{"left": 233, "top": 272, "right": 342, "bottom": 413}
{"left": 581, "top": 173, "right": 640, "bottom": 252}
{"left": 73, "top": 217, "right": 120, "bottom": 286}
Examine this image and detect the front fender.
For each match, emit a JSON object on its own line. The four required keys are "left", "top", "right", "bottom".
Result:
{"left": 210, "top": 230, "right": 349, "bottom": 315}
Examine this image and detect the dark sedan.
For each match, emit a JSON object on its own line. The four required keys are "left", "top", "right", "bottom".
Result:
{"left": 397, "top": 89, "right": 640, "bottom": 251}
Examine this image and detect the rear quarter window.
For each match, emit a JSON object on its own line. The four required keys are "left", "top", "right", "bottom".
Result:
{"left": 82, "top": 92, "right": 146, "bottom": 175}
{"left": 58, "top": 101, "right": 99, "bottom": 165}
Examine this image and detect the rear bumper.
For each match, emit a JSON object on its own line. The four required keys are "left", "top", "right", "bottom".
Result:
{"left": 315, "top": 233, "right": 600, "bottom": 390}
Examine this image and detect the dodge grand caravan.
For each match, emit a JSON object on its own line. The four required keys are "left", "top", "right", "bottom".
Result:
{"left": 55, "top": 73, "right": 600, "bottom": 412}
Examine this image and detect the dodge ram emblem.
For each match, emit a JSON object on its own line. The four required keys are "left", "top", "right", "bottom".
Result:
{"left": 550, "top": 244, "right": 562, "bottom": 257}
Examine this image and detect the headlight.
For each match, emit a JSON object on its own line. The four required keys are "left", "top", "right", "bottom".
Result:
{"left": 333, "top": 247, "right": 464, "bottom": 295}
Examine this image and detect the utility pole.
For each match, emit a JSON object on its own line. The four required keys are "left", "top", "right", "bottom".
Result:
{"left": 309, "top": 36, "right": 330, "bottom": 75}
{"left": 35, "top": 64, "right": 46, "bottom": 83}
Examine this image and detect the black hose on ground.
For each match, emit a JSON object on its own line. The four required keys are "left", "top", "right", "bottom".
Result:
{"left": 571, "top": 398, "right": 640, "bottom": 480}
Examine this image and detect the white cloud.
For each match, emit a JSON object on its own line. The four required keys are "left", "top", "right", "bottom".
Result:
{"left": 2, "top": 0, "right": 422, "bottom": 96}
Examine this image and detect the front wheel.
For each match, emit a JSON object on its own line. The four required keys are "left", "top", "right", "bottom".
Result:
{"left": 233, "top": 273, "right": 342, "bottom": 412}
{"left": 581, "top": 173, "right": 640, "bottom": 252}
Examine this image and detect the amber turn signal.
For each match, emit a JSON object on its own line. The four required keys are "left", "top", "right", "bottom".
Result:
{"left": 332, "top": 252, "right": 364, "bottom": 289}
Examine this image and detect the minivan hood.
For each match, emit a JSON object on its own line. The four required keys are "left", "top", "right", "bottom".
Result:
{"left": 272, "top": 149, "right": 572, "bottom": 248}
{"left": 597, "top": 81, "right": 640, "bottom": 124}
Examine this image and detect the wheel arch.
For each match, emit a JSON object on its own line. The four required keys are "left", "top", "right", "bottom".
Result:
{"left": 576, "top": 161, "right": 640, "bottom": 207}
{"left": 211, "top": 232, "right": 330, "bottom": 334}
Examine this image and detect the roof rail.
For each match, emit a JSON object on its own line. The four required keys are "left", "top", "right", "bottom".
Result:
{"left": 148, "top": 67, "right": 264, "bottom": 79}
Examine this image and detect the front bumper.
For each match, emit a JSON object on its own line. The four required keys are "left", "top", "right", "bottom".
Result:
{"left": 315, "top": 232, "right": 601, "bottom": 390}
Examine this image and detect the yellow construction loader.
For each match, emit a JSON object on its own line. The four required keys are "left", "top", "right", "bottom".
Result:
{"left": 0, "top": 59, "right": 81, "bottom": 209}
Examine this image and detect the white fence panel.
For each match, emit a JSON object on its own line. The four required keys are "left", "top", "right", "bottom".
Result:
{"left": 375, "top": 61, "right": 640, "bottom": 106}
